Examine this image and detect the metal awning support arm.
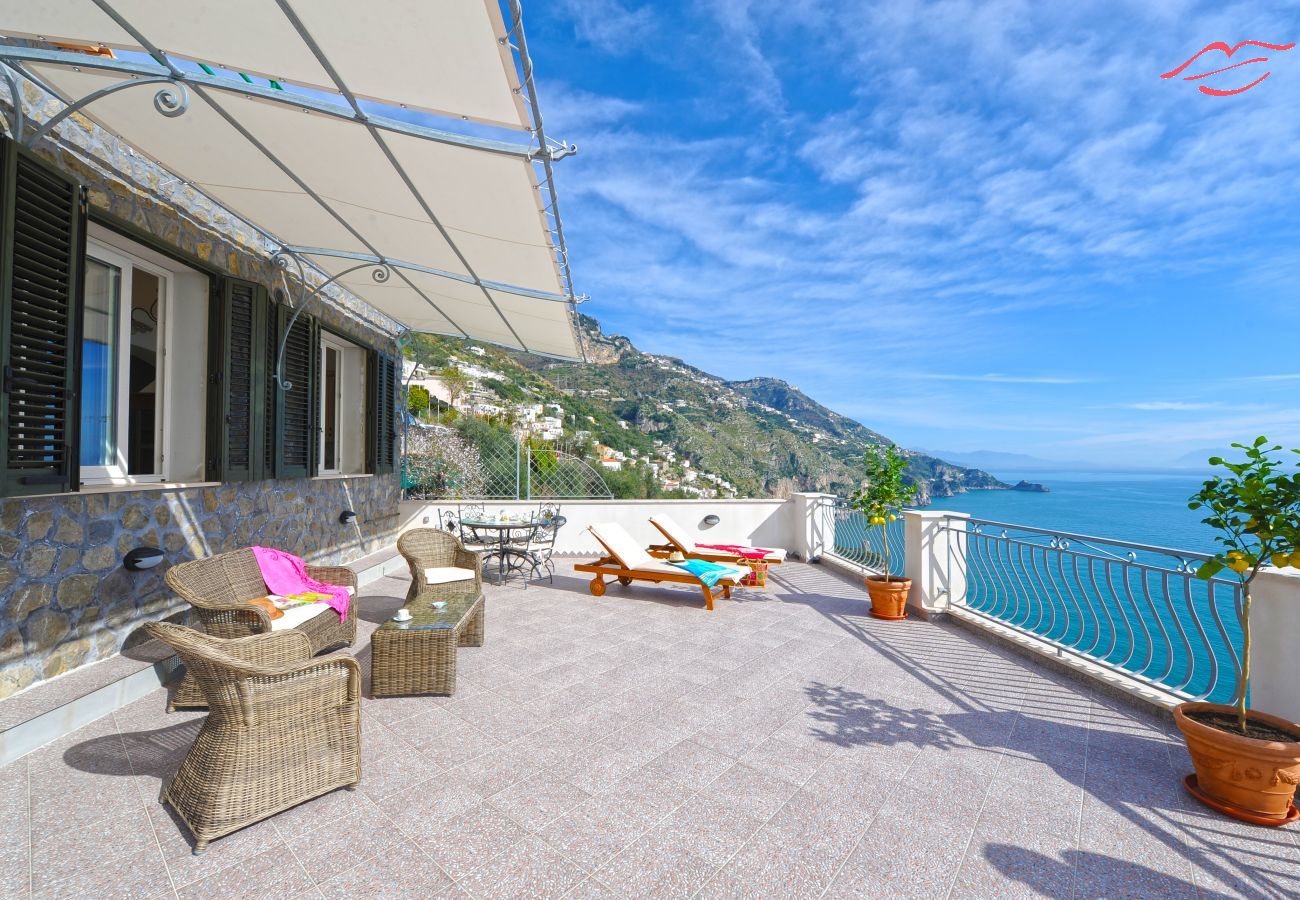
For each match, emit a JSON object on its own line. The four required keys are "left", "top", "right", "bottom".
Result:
{"left": 281, "top": 245, "right": 574, "bottom": 303}
{"left": 270, "top": 249, "right": 393, "bottom": 391}
{"left": 0, "top": 44, "right": 540, "bottom": 159}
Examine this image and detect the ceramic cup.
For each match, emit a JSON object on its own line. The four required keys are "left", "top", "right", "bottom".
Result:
{"left": 394, "top": 608, "right": 412, "bottom": 621}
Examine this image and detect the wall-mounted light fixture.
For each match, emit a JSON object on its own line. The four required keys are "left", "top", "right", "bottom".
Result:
{"left": 124, "top": 547, "right": 164, "bottom": 571}
{"left": 701, "top": 514, "right": 720, "bottom": 527}
{"left": 339, "top": 510, "right": 358, "bottom": 525}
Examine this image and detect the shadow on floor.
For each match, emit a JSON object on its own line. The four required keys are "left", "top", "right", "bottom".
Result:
{"left": 984, "top": 844, "right": 1234, "bottom": 899}
{"left": 772, "top": 565, "right": 1300, "bottom": 898}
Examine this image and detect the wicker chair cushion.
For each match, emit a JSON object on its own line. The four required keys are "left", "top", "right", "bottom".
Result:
{"left": 423, "top": 566, "right": 477, "bottom": 585}
{"left": 270, "top": 604, "right": 335, "bottom": 631}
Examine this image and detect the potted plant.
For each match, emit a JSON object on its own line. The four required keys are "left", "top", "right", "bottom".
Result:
{"left": 1178, "top": 436, "right": 1300, "bottom": 825}
{"left": 849, "top": 444, "right": 917, "bottom": 620}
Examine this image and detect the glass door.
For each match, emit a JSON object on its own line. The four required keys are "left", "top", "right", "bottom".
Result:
{"left": 80, "top": 258, "right": 121, "bottom": 472}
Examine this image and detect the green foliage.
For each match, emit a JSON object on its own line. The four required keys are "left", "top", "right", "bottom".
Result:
{"left": 1188, "top": 437, "right": 1300, "bottom": 732}
{"left": 847, "top": 445, "right": 917, "bottom": 580}
{"left": 407, "top": 384, "right": 431, "bottom": 418}
{"left": 849, "top": 444, "right": 917, "bottom": 521}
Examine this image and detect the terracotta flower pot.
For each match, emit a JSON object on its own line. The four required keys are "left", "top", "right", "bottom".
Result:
{"left": 1174, "top": 701, "right": 1300, "bottom": 825}
{"left": 864, "top": 575, "right": 911, "bottom": 620}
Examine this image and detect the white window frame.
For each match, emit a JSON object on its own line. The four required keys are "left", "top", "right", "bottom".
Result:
{"left": 318, "top": 333, "right": 346, "bottom": 476}
{"left": 82, "top": 239, "right": 172, "bottom": 485}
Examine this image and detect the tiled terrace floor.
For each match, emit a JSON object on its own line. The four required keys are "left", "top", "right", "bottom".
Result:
{"left": 2, "top": 561, "right": 1298, "bottom": 899}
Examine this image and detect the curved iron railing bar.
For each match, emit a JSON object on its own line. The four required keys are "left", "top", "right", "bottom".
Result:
{"left": 1058, "top": 550, "right": 1087, "bottom": 648}
{"left": 270, "top": 253, "right": 392, "bottom": 391}
{"left": 964, "top": 531, "right": 993, "bottom": 615}
{"left": 990, "top": 532, "right": 1018, "bottom": 621}
{"left": 1207, "top": 580, "right": 1241, "bottom": 699}
{"left": 1175, "top": 574, "right": 1214, "bottom": 696}
{"left": 1157, "top": 570, "right": 1195, "bottom": 688}
{"left": 961, "top": 531, "right": 1228, "bottom": 583}
{"left": 0, "top": 62, "right": 26, "bottom": 140}
{"left": 0, "top": 45, "right": 539, "bottom": 159}
{"left": 1086, "top": 555, "right": 1118, "bottom": 660}
{"left": 279, "top": 246, "right": 571, "bottom": 303}
{"left": 1029, "top": 544, "right": 1055, "bottom": 638}
{"left": 21, "top": 75, "right": 188, "bottom": 148}
{"left": 960, "top": 516, "right": 1218, "bottom": 564}
{"left": 1136, "top": 570, "right": 1166, "bottom": 679}
{"left": 71, "top": 1, "right": 473, "bottom": 344}
{"left": 1008, "top": 538, "right": 1035, "bottom": 630}
{"left": 1114, "top": 562, "right": 1146, "bottom": 672}
{"left": 271, "top": 0, "right": 532, "bottom": 355}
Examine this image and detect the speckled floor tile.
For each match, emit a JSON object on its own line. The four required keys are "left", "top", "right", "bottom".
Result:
{"left": 487, "top": 771, "right": 589, "bottom": 832}
{"left": 417, "top": 802, "right": 527, "bottom": 880}
{"left": 453, "top": 835, "right": 584, "bottom": 900}
{"left": 315, "top": 845, "right": 453, "bottom": 899}
{"left": 175, "top": 844, "right": 314, "bottom": 900}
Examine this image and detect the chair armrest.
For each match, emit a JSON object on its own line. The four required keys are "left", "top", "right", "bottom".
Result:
{"left": 242, "top": 653, "right": 360, "bottom": 719}
{"left": 191, "top": 603, "right": 273, "bottom": 638}
{"left": 455, "top": 548, "right": 483, "bottom": 579}
{"left": 211, "top": 629, "right": 313, "bottom": 670}
{"left": 306, "top": 565, "right": 358, "bottom": 593}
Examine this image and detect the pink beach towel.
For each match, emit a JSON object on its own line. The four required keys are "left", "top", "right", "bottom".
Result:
{"left": 250, "top": 546, "right": 350, "bottom": 621}
{"left": 695, "top": 543, "right": 774, "bottom": 560}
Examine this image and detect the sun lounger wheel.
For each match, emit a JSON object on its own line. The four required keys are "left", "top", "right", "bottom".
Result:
{"left": 618, "top": 576, "right": 633, "bottom": 586}
{"left": 590, "top": 578, "right": 607, "bottom": 596}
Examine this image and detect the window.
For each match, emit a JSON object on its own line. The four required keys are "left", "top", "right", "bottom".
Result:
{"left": 317, "top": 331, "right": 367, "bottom": 475}
{"left": 80, "top": 225, "right": 209, "bottom": 485}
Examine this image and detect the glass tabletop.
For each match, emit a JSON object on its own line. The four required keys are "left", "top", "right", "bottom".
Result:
{"left": 381, "top": 584, "right": 482, "bottom": 631}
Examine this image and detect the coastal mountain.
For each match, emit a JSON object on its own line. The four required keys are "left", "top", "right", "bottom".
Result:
{"left": 406, "top": 316, "right": 1007, "bottom": 502}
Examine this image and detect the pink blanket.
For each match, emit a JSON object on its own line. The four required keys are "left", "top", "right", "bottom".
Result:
{"left": 250, "top": 546, "right": 349, "bottom": 621}
{"left": 696, "top": 543, "right": 774, "bottom": 561}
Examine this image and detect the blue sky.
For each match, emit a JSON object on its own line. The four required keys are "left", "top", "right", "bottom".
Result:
{"left": 522, "top": 0, "right": 1300, "bottom": 468}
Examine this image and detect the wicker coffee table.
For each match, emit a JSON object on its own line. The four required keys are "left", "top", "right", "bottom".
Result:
{"left": 371, "top": 585, "right": 484, "bottom": 696}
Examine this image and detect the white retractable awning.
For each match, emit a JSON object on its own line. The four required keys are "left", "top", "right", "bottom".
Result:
{"left": 0, "top": 0, "right": 583, "bottom": 359}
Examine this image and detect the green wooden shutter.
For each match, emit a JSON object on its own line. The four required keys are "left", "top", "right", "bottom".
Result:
{"left": 216, "top": 278, "right": 268, "bottom": 482}
{"left": 263, "top": 291, "right": 280, "bottom": 478}
{"left": 368, "top": 350, "right": 398, "bottom": 475}
{"left": 275, "top": 303, "right": 316, "bottom": 479}
{"left": 0, "top": 139, "right": 85, "bottom": 497}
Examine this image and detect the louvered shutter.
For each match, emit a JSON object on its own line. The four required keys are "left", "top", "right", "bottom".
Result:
{"left": 263, "top": 292, "right": 279, "bottom": 478}
{"left": 215, "top": 278, "right": 269, "bottom": 482}
{"left": 0, "top": 140, "right": 85, "bottom": 497}
{"left": 275, "top": 304, "right": 316, "bottom": 479}
{"left": 368, "top": 350, "right": 398, "bottom": 475}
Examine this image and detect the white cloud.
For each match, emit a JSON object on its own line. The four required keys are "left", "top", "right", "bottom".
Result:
{"left": 1123, "top": 401, "right": 1221, "bottom": 411}
{"left": 555, "top": 0, "right": 656, "bottom": 54}
{"left": 906, "top": 373, "right": 1092, "bottom": 385}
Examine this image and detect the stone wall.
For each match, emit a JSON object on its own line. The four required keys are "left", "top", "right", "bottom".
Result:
{"left": 0, "top": 70, "right": 408, "bottom": 700}
{"left": 0, "top": 475, "right": 401, "bottom": 698}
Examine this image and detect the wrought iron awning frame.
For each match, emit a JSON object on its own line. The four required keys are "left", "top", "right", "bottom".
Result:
{"left": 0, "top": 0, "right": 587, "bottom": 364}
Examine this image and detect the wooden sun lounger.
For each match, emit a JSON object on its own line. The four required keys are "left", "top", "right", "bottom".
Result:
{"left": 648, "top": 514, "right": 786, "bottom": 563}
{"left": 574, "top": 522, "right": 745, "bottom": 611}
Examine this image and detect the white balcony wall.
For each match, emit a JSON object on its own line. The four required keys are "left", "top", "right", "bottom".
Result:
{"left": 397, "top": 497, "right": 826, "bottom": 557}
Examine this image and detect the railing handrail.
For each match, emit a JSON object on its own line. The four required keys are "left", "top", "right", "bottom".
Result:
{"left": 944, "top": 514, "right": 1217, "bottom": 563}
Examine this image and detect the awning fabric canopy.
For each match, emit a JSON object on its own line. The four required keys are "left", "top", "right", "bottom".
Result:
{"left": 0, "top": 0, "right": 582, "bottom": 359}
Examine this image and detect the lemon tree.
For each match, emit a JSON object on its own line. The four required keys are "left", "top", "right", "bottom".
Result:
{"left": 848, "top": 444, "right": 918, "bottom": 582}
{"left": 1189, "top": 437, "right": 1300, "bottom": 733}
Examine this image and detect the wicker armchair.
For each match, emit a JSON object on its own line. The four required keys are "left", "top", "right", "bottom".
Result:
{"left": 397, "top": 528, "right": 484, "bottom": 603}
{"left": 164, "top": 548, "right": 357, "bottom": 709}
{"left": 143, "top": 622, "right": 361, "bottom": 854}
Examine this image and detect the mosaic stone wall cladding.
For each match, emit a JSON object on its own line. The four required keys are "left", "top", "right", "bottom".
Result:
{"left": 0, "top": 477, "right": 400, "bottom": 698}
{"left": 0, "top": 81, "right": 405, "bottom": 699}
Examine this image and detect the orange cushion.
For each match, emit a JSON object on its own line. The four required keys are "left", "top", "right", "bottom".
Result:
{"left": 246, "top": 597, "right": 284, "bottom": 620}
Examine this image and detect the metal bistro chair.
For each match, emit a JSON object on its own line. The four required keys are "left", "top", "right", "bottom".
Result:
{"left": 455, "top": 503, "right": 492, "bottom": 553}
{"left": 144, "top": 622, "right": 361, "bottom": 854}
{"left": 526, "top": 512, "right": 566, "bottom": 584}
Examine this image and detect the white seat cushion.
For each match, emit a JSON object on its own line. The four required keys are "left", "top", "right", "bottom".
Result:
{"left": 423, "top": 566, "right": 477, "bottom": 585}
{"left": 270, "top": 603, "right": 334, "bottom": 631}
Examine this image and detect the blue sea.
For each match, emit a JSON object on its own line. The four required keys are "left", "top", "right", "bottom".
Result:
{"left": 932, "top": 470, "right": 1217, "bottom": 555}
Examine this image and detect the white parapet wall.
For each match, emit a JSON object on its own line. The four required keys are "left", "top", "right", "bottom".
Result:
{"left": 396, "top": 496, "right": 825, "bottom": 557}
{"left": 1247, "top": 566, "right": 1300, "bottom": 724}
